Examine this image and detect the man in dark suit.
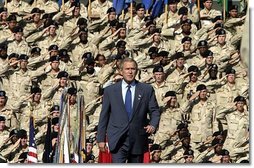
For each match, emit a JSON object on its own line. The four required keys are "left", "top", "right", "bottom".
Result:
{"left": 97, "top": 58, "right": 161, "bottom": 163}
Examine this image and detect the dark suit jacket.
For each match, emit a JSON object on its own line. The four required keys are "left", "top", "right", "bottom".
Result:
{"left": 97, "top": 80, "right": 160, "bottom": 155}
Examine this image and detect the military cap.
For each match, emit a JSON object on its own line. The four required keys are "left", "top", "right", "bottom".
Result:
{"left": 225, "top": 68, "right": 236, "bottom": 75}
{"left": 82, "top": 52, "right": 93, "bottom": 60}
{"left": 154, "top": 28, "right": 161, "bottom": 34}
{"left": 148, "top": 138, "right": 154, "bottom": 144}
{"left": 51, "top": 131, "right": 58, "bottom": 139}
{"left": 49, "top": 55, "right": 60, "bottom": 62}
{"left": 197, "top": 40, "right": 208, "bottom": 47}
{"left": 173, "top": 52, "right": 184, "bottom": 60}
{"left": 178, "top": 7, "right": 188, "bottom": 15}
{"left": 9, "top": 129, "right": 19, "bottom": 137}
{"left": 86, "top": 58, "right": 95, "bottom": 66}
{"left": 86, "top": 137, "right": 95, "bottom": 144}
{"left": 18, "top": 152, "right": 28, "bottom": 162}
{"left": 59, "top": 49, "right": 69, "bottom": 57}
{"left": 158, "top": 51, "right": 169, "bottom": 57}
{"left": 116, "top": 22, "right": 126, "bottom": 29}
{"left": 79, "top": 27, "right": 88, "bottom": 33}
{"left": 8, "top": 53, "right": 19, "bottom": 59}
{"left": 31, "top": 8, "right": 43, "bottom": 14}
{"left": 153, "top": 65, "right": 164, "bottom": 73}
{"left": 184, "top": 149, "right": 194, "bottom": 156}
{"left": 51, "top": 105, "right": 60, "bottom": 112}
{"left": 30, "top": 86, "right": 41, "bottom": 94}
{"left": 116, "top": 40, "right": 127, "bottom": 48}
{"left": 112, "top": 54, "right": 123, "bottom": 60}
{"left": 126, "top": 1, "right": 136, "bottom": 8}
{"left": 107, "top": 7, "right": 116, "bottom": 14}
{"left": 109, "top": 19, "right": 119, "bottom": 27}
{"left": 0, "top": 7, "right": 7, "bottom": 13}
{"left": 181, "top": 19, "right": 192, "bottom": 25}
{"left": 229, "top": 5, "right": 238, "bottom": 11}
{"left": 144, "top": 16, "right": 153, "bottom": 22}
{"left": 221, "top": 149, "right": 230, "bottom": 156}
{"left": 188, "top": 65, "right": 199, "bottom": 73}
{"left": 234, "top": 96, "right": 246, "bottom": 103}
{"left": 18, "top": 54, "right": 29, "bottom": 61}
{"left": 177, "top": 122, "right": 188, "bottom": 130}
{"left": 48, "top": 44, "right": 58, "bottom": 51}
{"left": 213, "top": 130, "right": 227, "bottom": 137}
{"left": 67, "top": 87, "right": 77, "bottom": 95}
{"left": 181, "top": 36, "right": 192, "bottom": 44}
{"left": 209, "top": 64, "right": 218, "bottom": 69}
{"left": 145, "top": 20, "right": 156, "bottom": 27}
{"left": 52, "top": 117, "right": 59, "bottom": 125}
{"left": 17, "top": 129, "right": 27, "bottom": 139}
{"left": 216, "top": 28, "right": 226, "bottom": 35}
{"left": 0, "top": 115, "right": 6, "bottom": 121}
{"left": 42, "top": 13, "right": 52, "bottom": 20}
{"left": 0, "top": 90, "right": 6, "bottom": 97}
{"left": 77, "top": 18, "right": 87, "bottom": 26}
{"left": 167, "top": 0, "right": 178, "bottom": 4}
{"left": 179, "top": 132, "right": 191, "bottom": 140}
{"left": 57, "top": 71, "right": 68, "bottom": 78}
{"left": 203, "top": 50, "right": 213, "bottom": 57}
{"left": 7, "top": 14, "right": 17, "bottom": 21}
{"left": 0, "top": 42, "right": 7, "bottom": 50}
{"left": 136, "top": 3, "right": 145, "bottom": 10}
{"left": 13, "top": 26, "right": 23, "bottom": 33}
{"left": 214, "top": 22, "right": 224, "bottom": 29}
{"left": 211, "top": 138, "right": 223, "bottom": 146}
{"left": 47, "top": 20, "right": 58, "bottom": 27}
{"left": 212, "top": 15, "right": 223, "bottom": 23}
{"left": 71, "top": 2, "right": 81, "bottom": 7}
{"left": 148, "top": 47, "right": 158, "bottom": 56}
{"left": 150, "top": 144, "right": 161, "bottom": 152}
{"left": 165, "top": 91, "right": 176, "bottom": 97}
{"left": 196, "top": 84, "right": 206, "bottom": 91}
{"left": 31, "top": 47, "right": 41, "bottom": 54}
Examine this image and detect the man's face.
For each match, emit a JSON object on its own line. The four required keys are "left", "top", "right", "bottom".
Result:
{"left": 49, "top": 26, "right": 56, "bottom": 35}
{"left": 19, "top": 60, "right": 28, "bottom": 69}
{"left": 97, "top": 55, "right": 106, "bottom": 66}
{"left": 53, "top": 123, "right": 60, "bottom": 132}
{"left": 59, "top": 77, "right": 68, "bottom": 87}
{"left": 52, "top": 111, "right": 60, "bottom": 118}
{"left": 50, "top": 61, "right": 60, "bottom": 70}
{"left": 69, "top": 94, "right": 77, "bottom": 104}
{"left": 204, "top": 0, "right": 213, "bottom": 10}
{"left": 50, "top": 50, "right": 58, "bottom": 56}
{"left": 121, "top": 61, "right": 137, "bottom": 84}
{"left": 206, "top": 56, "right": 213, "bottom": 64}
{"left": 0, "top": 121, "right": 5, "bottom": 131}
{"left": 33, "top": 13, "right": 41, "bottom": 22}
{"left": 217, "top": 35, "right": 226, "bottom": 45}
{"left": 152, "top": 150, "right": 161, "bottom": 162}
{"left": 15, "top": 32, "right": 23, "bottom": 42}
{"left": 79, "top": 32, "right": 88, "bottom": 42}
{"left": 227, "top": 74, "right": 235, "bottom": 83}
{"left": 148, "top": 25, "right": 156, "bottom": 34}
{"left": 167, "top": 96, "right": 177, "bottom": 107}
{"left": 182, "top": 24, "right": 191, "bottom": 33}
{"left": 190, "top": 72, "right": 198, "bottom": 82}
{"left": 236, "top": 101, "right": 245, "bottom": 112}
{"left": 185, "top": 155, "right": 194, "bottom": 163}
{"left": 215, "top": 144, "right": 223, "bottom": 154}
{"left": 86, "top": 143, "right": 93, "bottom": 153}
{"left": 137, "top": 8, "right": 145, "bottom": 18}
{"left": 176, "top": 58, "right": 185, "bottom": 68}
{"left": 199, "top": 46, "right": 208, "bottom": 56}
{"left": 199, "top": 89, "right": 207, "bottom": 99}
{"left": 33, "top": 93, "right": 41, "bottom": 102}
{"left": 221, "top": 155, "right": 230, "bottom": 163}
{"left": 73, "top": 7, "right": 80, "bottom": 16}
{"left": 153, "top": 72, "right": 165, "bottom": 83}
{"left": 169, "top": 3, "right": 177, "bottom": 13}
{"left": 209, "top": 69, "right": 218, "bottom": 79}
{"left": 9, "top": 20, "right": 17, "bottom": 30}
{"left": 153, "top": 33, "right": 161, "bottom": 43}
{"left": 20, "top": 137, "right": 28, "bottom": 146}
{"left": 119, "top": 28, "right": 126, "bottom": 38}
{"left": 0, "top": 96, "right": 6, "bottom": 106}
{"left": 1, "top": 11, "right": 8, "bottom": 20}
{"left": 108, "top": 12, "right": 116, "bottom": 21}
{"left": 183, "top": 41, "right": 191, "bottom": 51}
{"left": 229, "top": 9, "right": 238, "bottom": 18}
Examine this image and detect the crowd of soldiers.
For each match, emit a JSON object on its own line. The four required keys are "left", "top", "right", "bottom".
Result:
{"left": 0, "top": 0, "right": 249, "bottom": 164}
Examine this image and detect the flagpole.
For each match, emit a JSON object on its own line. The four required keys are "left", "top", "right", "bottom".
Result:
{"left": 121, "top": 9, "right": 125, "bottom": 21}
{"left": 130, "top": 1, "right": 133, "bottom": 29}
{"left": 223, "top": 0, "right": 226, "bottom": 22}
{"left": 197, "top": 0, "right": 200, "bottom": 12}
{"left": 146, "top": 9, "right": 149, "bottom": 16}
{"left": 4, "top": 0, "right": 7, "bottom": 8}
{"left": 88, "top": 0, "right": 92, "bottom": 20}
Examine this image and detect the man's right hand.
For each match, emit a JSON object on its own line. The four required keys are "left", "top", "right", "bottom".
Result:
{"left": 98, "top": 142, "right": 106, "bottom": 152}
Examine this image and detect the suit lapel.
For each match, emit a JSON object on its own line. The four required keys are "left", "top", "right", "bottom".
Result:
{"left": 114, "top": 81, "right": 128, "bottom": 118}
{"left": 130, "top": 81, "right": 143, "bottom": 121}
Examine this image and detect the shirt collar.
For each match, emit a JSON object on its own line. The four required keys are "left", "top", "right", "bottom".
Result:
{"left": 122, "top": 79, "right": 136, "bottom": 88}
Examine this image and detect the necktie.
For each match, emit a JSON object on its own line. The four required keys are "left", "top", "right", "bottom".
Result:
{"left": 125, "top": 85, "right": 132, "bottom": 119}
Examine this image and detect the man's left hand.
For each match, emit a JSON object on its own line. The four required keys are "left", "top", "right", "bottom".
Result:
{"left": 144, "top": 125, "right": 155, "bottom": 134}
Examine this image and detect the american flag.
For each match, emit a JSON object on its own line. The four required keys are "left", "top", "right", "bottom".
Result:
{"left": 27, "top": 116, "right": 38, "bottom": 163}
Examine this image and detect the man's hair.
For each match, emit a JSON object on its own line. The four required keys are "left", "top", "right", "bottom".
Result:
{"left": 119, "top": 58, "right": 138, "bottom": 70}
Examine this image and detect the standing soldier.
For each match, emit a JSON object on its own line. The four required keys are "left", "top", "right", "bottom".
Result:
{"left": 199, "top": 0, "right": 221, "bottom": 27}
{"left": 0, "top": 116, "right": 9, "bottom": 147}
